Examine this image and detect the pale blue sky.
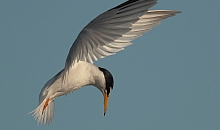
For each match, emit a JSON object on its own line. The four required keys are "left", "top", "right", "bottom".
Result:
{"left": 0, "top": 0, "right": 219, "bottom": 129}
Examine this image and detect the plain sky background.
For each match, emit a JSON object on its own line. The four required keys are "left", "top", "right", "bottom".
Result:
{"left": 0, "top": 0, "right": 219, "bottom": 129}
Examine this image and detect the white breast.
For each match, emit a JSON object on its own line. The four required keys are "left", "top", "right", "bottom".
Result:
{"left": 50, "top": 61, "right": 105, "bottom": 99}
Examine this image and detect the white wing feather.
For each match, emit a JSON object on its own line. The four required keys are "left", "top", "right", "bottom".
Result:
{"left": 63, "top": 0, "right": 180, "bottom": 78}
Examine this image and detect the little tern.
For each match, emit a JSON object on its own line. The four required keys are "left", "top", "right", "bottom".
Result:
{"left": 30, "top": 0, "right": 181, "bottom": 125}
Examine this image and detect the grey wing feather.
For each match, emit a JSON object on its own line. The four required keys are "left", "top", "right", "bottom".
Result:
{"left": 63, "top": 0, "right": 180, "bottom": 77}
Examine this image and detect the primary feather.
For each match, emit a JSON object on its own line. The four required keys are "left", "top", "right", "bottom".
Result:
{"left": 63, "top": 0, "right": 180, "bottom": 80}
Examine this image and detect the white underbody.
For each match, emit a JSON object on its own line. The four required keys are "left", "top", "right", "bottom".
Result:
{"left": 30, "top": 61, "right": 106, "bottom": 125}
{"left": 47, "top": 61, "right": 106, "bottom": 101}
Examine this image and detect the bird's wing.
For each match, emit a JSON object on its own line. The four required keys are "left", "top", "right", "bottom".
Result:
{"left": 63, "top": 0, "right": 180, "bottom": 76}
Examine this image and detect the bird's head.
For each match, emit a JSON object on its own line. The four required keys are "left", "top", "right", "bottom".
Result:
{"left": 98, "top": 67, "right": 114, "bottom": 116}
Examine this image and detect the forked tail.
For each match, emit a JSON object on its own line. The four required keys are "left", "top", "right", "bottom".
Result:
{"left": 29, "top": 99, "right": 54, "bottom": 125}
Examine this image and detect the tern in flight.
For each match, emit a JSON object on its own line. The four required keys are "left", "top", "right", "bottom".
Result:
{"left": 30, "top": 0, "right": 180, "bottom": 125}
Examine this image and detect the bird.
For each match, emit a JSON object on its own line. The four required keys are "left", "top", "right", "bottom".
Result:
{"left": 30, "top": 0, "right": 181, "bottom": 125}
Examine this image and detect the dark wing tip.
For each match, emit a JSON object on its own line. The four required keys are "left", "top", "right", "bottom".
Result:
{"left": 109, "top": 0, "right": 157, "bottom": 11}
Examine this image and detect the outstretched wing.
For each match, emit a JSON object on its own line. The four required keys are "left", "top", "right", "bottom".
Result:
{"left": 64, "top": 0, "right": 180, "bottom": 75}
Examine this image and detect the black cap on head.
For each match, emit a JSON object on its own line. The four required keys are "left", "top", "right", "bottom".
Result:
{"left": 98, "top": 67, "right": 114, "bottom": 96}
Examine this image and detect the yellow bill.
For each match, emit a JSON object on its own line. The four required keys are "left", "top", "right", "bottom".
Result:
{"left": 104, "top": 92, "right": 109, "bottom": 116}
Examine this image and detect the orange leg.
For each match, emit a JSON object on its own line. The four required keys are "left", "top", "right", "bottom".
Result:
{"left": 42, "top": 98, "right": 50, "bottom": 114}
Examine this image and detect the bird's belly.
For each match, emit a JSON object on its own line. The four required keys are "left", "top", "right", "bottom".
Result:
{"left": 51, "top": 61, "right": 99, "bottom": 97}
{"left": 59, "top": 70, "right": 94, "bottom": 95}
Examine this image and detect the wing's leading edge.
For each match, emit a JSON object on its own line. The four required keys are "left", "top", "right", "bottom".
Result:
{"left": 63, "top": 0, "right": 180, "bottom": 78}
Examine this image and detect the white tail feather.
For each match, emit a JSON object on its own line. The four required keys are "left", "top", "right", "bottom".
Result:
{"left": 29, "top": 100, "right": 54, "bottom": 125}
